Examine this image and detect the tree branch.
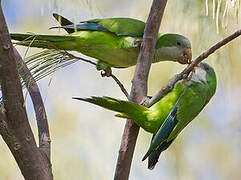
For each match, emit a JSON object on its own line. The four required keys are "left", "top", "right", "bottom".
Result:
{"left": 63, "top": 51, "right": 129, "bottom": 98}
{"left": 110, "top": 73, "right": 129, "bottom": 98}
{"left": 14, "top": 48, "right": 51, "bottom": 160}
{"left": 0, "top": 2, "right": 52, "bottom": 179}
{"left": 148, "top": 28, "right": 241, "bottom": 107}
{"left": 114, "top": 0, "right": 168, "bottom": 179}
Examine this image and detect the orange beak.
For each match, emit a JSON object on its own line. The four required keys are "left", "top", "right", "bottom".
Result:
{"left": 177, "top": 48, "right": 192, "bottom": 64}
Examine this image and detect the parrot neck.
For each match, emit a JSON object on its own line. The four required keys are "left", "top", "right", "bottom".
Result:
{"left": 153, "top": 46, "right": 179, "bottom": 63}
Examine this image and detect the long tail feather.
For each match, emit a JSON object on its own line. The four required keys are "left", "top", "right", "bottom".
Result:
{"left": 10, "top": 33, "right": 75, "bottom": 42}
{"left": 73, "top": 96, "right": 149, "bottom": 121}
{"left": 10, "top": 33, "right": 76, "bottom": 49}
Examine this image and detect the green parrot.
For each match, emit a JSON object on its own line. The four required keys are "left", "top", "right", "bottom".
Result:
{"left": 10, "top": 13, "right": 192, "bottom": 76}
{"left": 73, "top": 62, "right": 217, "bottom": 169}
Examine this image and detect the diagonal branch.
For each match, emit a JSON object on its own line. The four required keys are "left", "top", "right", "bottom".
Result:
{"left": 148, "top": 28, "right": 241, "bottom": 107}
{"left": 110, "top": 73, "right": 129, "bottom": 98}
{"left": 14, "top": 48, "right": 51, "bottom": 160}
{"left": 56, "top": 51, "right": 129, "bottom": 98}
{"left": 114, "top": 0, "right": 168, "bottom": 179}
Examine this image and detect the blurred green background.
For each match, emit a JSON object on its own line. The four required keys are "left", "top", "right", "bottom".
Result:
{"left": 1, "top": 0, "right": 241, "bottom": 179}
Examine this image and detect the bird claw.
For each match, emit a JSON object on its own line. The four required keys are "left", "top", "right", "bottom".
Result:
{"left": 133, "top": 39, "right": 143, "bottom": 48}
{"left": 96, "top": 61, "right": 112, "bottom": 77}
{"left": 140, "top": 96, "right": 152, "bottom": 106}
{"left": 184, "top": 70, "right": 195, "bottom": 81}
{"left": 100, "top": 69, "right": 112, "bottom": 77}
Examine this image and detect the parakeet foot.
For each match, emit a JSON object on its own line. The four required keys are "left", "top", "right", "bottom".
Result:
{"left": 96, "top": 61, "right": 112, "bottom": 77}
{"left": 183, "top": 68, "right": 195, "bottom": 81}
{"left": 133, "top": 38, "right": 143, "bottom": 48}
{"left": 140, "top": 96, "right": 152, "bottom": 106}
{"left": 100, "top": 69, "right": 112, "bottom": 77}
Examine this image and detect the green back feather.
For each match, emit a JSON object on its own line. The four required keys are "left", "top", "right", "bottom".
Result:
{"left": 82, "top": 18, "right": 145, "bottom": 37}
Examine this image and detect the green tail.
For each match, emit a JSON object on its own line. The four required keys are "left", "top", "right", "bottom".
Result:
{"left": 73, "top": 96, "right": 150, "bottom": 122}
{"left": 10, "top": 33, "right": 76, "bottom": 49}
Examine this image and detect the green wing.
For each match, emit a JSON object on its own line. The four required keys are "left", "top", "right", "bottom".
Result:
{"left": 52, "top": 13, "right": 146, "bottom": 36}
{"left": 81, "top": 18, "right": 145, "bottom": 37}
{"left": 142, "top": 100, "right": 179, "bottom": 161}
{"left": 143, "top": 82, "right": 208, "bottom": 163}
{"left": 167, "top": 83, "right": 208, "bottom": 141}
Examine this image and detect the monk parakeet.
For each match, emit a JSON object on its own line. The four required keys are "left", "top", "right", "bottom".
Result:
{"left": 73, "top": 62, "right": 217, "bottom": 169}
{"left": 10, "top": 13, "right": 192, "bottom": 76}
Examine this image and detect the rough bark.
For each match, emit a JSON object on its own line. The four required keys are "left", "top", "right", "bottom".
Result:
{"left": 0, "top": 2, "right": 52, "bottom": 180}
{"left": 14, "top": 48, "right": 51, "bottom": 160}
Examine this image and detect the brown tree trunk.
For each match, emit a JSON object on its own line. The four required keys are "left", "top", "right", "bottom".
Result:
{"left": 0, "top": 2, "right": 52, "bottom": 179}
{"left": 114, "top": 0, "right": 168, "bottom": 179}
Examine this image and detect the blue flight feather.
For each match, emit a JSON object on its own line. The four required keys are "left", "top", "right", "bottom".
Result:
{"left": 50, "top": 23, "right": 109, "bottom": 32}
{"left": 147, "top": 138, "right": 175, "bottom": 169}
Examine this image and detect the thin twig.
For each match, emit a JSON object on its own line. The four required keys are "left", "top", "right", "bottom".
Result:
{"left": 148, "top": 28, "right": 241, "bottom": 107}
{"left": 110, "top": 74, "right": 129, "bottom": 99}
{"left": 14, "top": 48, "right": 51, "bottom": 160}
{"left": 62, "top": 51, "right": 129, "bottom": 98}
{"left": 15, "top": 38, "right": 129, "bottom": 101}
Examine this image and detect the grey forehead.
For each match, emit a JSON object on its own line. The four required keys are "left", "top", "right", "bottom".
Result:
{"left": 181, "top": 36, "right": 191, "bottom": 48}
{"left": 199, "top": 62, "right": 212, "bottom": 70}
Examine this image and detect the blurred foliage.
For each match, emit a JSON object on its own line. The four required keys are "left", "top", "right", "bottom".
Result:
{"left": 1, "top": 0, "right": 241, "bottom": 179}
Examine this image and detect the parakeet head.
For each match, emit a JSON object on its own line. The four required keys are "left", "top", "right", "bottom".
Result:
{"left": 191, "top": 62, "right": 217, "bottom": 100}
{"left": 155, "top": 33, "right": 192, "bottom": 64}
{"left": 156, "top": 34, "right": 192, "bottom": 64}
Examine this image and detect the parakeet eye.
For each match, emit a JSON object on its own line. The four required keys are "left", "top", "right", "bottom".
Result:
{"left": 177, "top": 42, "right": 181, "bottom": 46}
{"left": 204, "top": 66, "right": 210, "bottom": 71}
{"left": 201, "top": 63, "right": 211, "bottom": 72}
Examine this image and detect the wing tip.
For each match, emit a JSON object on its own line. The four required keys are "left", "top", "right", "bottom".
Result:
{"left": 72, "top": 96, "right": 100, "bottom": 102}
{"left": 143, "top": 151, "right": 159, "bottom": 170}
{"left": 142, "top": 153, "right": 149, "bottom": 162}
{"left": 148, "top": 153, "right": 159, "bottom": 170}
{"left": 148, "top": 164, "right": 156, "bottom": 170}
{"left": 53, "top": 13, "right": 58, "bottom": 18}
{"left": 72, "top": 97, "right": 85, "bottom": 101}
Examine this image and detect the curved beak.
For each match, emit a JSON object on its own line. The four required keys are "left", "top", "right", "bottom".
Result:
{"left": 177, "top": 48, "right": 192, "bottom": 64}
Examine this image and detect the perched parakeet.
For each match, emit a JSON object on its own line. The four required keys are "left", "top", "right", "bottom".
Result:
{"left": 73, "top": 62, "right": 217, "bottom": 169}
{"left": 10, "top": 13, "right": 192, "bottom": 75}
